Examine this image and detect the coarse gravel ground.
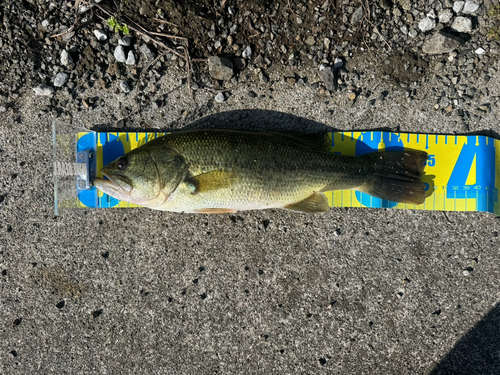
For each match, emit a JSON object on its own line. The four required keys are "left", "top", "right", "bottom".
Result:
{"left": 1, "top": 0, "right": 500, "bottom": 374}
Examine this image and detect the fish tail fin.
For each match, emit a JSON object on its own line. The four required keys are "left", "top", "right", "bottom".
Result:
{"left": 359, "top": 150, "right": 428, "bottom": 205}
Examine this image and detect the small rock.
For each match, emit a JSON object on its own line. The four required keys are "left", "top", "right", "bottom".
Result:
{"left": 42, "top": 20, "right": 50, "bottom": 28}
{"left": 408, "top": 28, "right": 418, "bottom": 38}
{"left": 126, "top": 51, "right": 136, "bottom": 65}
{"left": 119, "top": 80, "right": 131, "bottom": 93}
{"left": 286, "top": 77, "right": 296, "bottom": 86}
{"left": 445, "top": 104, "right": 453, "bottom": 112}
{"left": 33, "top": 84, "right": 55, "bottom": 96}
{"left": 118, "top": 37, "right": 131, "bottom": 46}
{"left": 233, "top": 57, "right": 246, "bottom": 70}
{"left": 214, "top": 92, "right": 225, "bottom": 103}
{"left": 453, "top": 1, "right": 465, "bottom": 13}
{"left": 207, "top": 56, "right": 234, "bottom": 81}
{"left": 451, "top": 17, "right": 472, "bottom": 33}
{"left": 247, "top": 90, "right": 257, "bottom": 98}
{"left": 114, "top": 46, "right": 126, "bottom": 62}
{"left": 139, "top": 44, "right": 156, "bottom": 60}
{"left": 305, "top": 36, "right": 316, "bottom": 46}
{"left": 399, "top": 0, "right": 411, "bottom": 11}
{"left": 475, "top": 48, "right": 485, "bottom": 55}
{"left": 438, "top": 9, "right": 453, "bottom": 23}
{"left": 462, "top": 0, "right": 479, "bottom": 14}
{"left": 419, "top": 17, "right": 436, "bottom": 32}
{"left": 350, "top": 6, "right": 364, "bottom": 25}
{"left": 242, "top": 46, "right": 252, "bottom": 59}
{"left": 0, "top": 106, "right": 6, "bottom": 112}
{"left": 93, "top": 29, "right": 107, "bottom": 41}
{"left": 60, "top": 50, "right": 72, "bottom": 66}
{"left": 54, "top": 72, "right": 69, "bottom": 87}
{"left": 348, "top": 92, "right": 356, "bottom": 101}
{"left": 319, "top": 66, "right": 335, "bottom": 91}
{"left": 422, "top": 31, "right": 463, "bottom": 54}
{"left": 62, "top": 30, "right": 75, "bottom": 41}
{"left": 333, "top": 57, "right": 343, "bottom": 69}
{"left": 296, "top": 17, "right": 303, "bottom": 24}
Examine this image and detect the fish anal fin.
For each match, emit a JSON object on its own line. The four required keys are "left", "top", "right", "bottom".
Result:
{"left": 187, "top": 170, "right": 237, "bottom": 194}
{"left": 194, "top": 208, "right": 237, "bottom": 214}
{"left": 283, "top": 192, "right": 330, "bottom": 213}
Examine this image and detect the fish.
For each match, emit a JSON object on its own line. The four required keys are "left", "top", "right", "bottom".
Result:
{"left": 93, "top": 130, "right": 428, "bottom": 214}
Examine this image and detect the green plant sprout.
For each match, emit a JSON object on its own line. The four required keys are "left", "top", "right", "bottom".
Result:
{"left": 106, "top": 17, "right": 130, "bottom": 36}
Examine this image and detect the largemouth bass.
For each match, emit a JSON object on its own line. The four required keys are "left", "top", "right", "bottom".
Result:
{"left": 93, "top": 130, "right": 428, "bottom": 213}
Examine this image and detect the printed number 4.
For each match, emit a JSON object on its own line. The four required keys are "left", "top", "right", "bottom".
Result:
{"left": 427, "top": 155, "right": 436, "bottom": 167}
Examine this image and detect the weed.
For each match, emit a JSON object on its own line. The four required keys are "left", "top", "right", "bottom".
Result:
{"left": 106, "top": 17, "right": 130, "bottom": 36}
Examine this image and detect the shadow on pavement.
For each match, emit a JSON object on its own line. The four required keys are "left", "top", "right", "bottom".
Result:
{"left": 431, "top": 302, "right": 500, "bottom": 375}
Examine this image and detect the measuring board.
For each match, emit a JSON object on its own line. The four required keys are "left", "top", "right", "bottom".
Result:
{"left": 52, "top": 124, "right": 499, "bottom": 215}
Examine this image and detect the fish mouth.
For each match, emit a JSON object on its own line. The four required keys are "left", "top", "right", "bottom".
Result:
{"left": 93, "top": 169, "right": 133, "bottom": 195}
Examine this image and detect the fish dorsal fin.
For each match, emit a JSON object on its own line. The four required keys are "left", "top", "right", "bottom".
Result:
{"left": 283, "top": 192, "right": 330, "bottom": 213}
{"left": 186, "top": 170, "right": 237, "bottom": 194}
{"left": 277, "top": 132, "right": 331, "bottom": 152}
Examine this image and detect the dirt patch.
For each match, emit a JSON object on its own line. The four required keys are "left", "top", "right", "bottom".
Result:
{"left": 380, "top": 52, "right": 429, "bottom": 84}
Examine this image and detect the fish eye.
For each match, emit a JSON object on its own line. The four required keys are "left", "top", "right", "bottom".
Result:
{"left": 116, "top": 158, "right": 127, "bottom": 170}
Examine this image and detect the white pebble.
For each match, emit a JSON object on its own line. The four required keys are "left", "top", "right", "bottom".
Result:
{"left": 60, "top": 50, "right": 72, "bottom": 66}
{"left": 453, "top": 1, "right": 465, "bottom": 13}
{"left": 475, "top": 48, "right": 485, "bottom": 55}
{"left": 418, "top": 17, "right": 436, "bottom": 32}
{"left": 119, "top": 80, "right": 131, "bottom": 93}
{"left": 126, "top": 51, "right": 136, "bottom": 65}
{"left": 93, "top": 29, "right": 107, "bottom": 41}
{"left": 54, "top": 72, "right": 69, "bottom": 87}
{"left": 42, "top": 19, "right": 50, "bottom": 28}
{"left": 118, "top": 37, "right": 131, "bottom": 46}
{"left": 242, "top": 46, "right": 252, "bottom": 59}
{"left": 32, "top": 84, "right": 55, "bottom": 96}
{"left": 215, "top": 92, "right": 225, "bottom": 103}
{"left": 438, "top": 9, "right": 453, "bottom": 23}
{"left": 451, "top": 16, "right": 472, "bottom": 33}
{"left": 114, "top": 46, "right": 126, "bottom": 63}
{"left": 462, "top": 0, "right": 479, "bottom": 14}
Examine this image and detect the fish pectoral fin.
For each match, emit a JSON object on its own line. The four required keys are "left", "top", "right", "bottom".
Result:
{"left": 194, "top": 208, "right": 238, "bottom": 214}
{"left": 186, "top": 170, "right": 237, "bottom": 194}
{"left": 283, "top": 192, "right": 330, "bottom": 213}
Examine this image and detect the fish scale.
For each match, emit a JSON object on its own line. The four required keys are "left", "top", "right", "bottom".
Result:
{"left": 143, "top": 131, "right": 372, "bottom": 212}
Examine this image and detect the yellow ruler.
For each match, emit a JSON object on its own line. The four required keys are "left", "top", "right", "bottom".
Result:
{"left": 70, "top": 130, "right": 498, "bottom": 215}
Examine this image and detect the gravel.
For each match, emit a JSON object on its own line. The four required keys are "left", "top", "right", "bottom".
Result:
{"left": 126, "top": 51, "right": 136, "bottom": 65}
{"left": 114, "top": 46, "right": 127, "bottom": 63}
{"left": 32, "top": 84, "right": 55, "bottom": 96}
{"left": 451, "top": 17, "right": 473, "bottom": 33}
{"left": 419, "top": 17, "right": 436, "bottom": 32}
{"left": 462, "top": 0, "right": 480, "bottom": 14}
{"left": 208, "top": 56, "right": 234, "bottom": 81}
{"left": 139, "top": 44, "right": 155, "bottom": 60}
{"left": 53, "top": 72, "right": 69, "bottom": 87}
{"left": 422, "top": 31, "right": 463, "bottom": 54}
{"left": 60, "top": 50, "right": 72, "bottom": 66}
{"left": 119, "top": 80, "right": 131, "bottom": 93}
{"left": 93, "top": 29, "right": 107, "bottom": 41}
{"left": 214, "top": 92, "right": 225, "bottom": 102}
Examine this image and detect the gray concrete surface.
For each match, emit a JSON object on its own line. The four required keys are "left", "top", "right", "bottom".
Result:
{"left": 1, "top": 63, "right": 500, "bottom": 374}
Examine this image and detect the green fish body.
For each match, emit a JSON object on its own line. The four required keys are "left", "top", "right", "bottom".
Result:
{"left": 93, "top": 130, "right": 428, "bottom": 213}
